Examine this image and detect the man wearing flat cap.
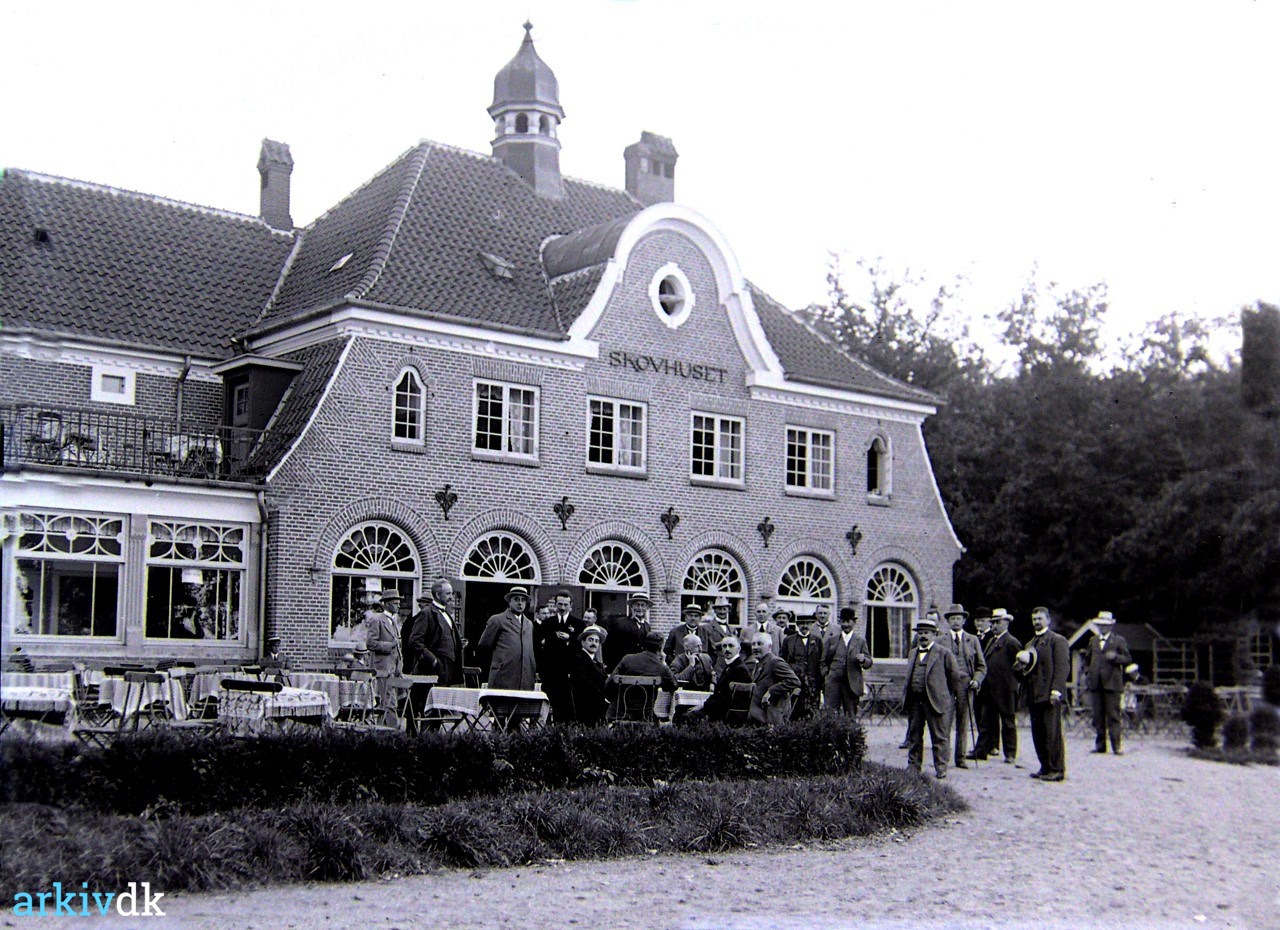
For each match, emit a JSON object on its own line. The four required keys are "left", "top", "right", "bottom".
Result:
{"left": 609, "top": 628, "right": 679, "bottom": 695}
{"left": 477, "top": 586, "right": 536, "bottom": 690}
{"left": 782, "top": 613, "right": 826, "bottom": 719}
{"left": 823, "top": 606, "right": 874, "bottom": 716}
{"left": 602, "top": 592, "right": 654, "bottom": 672}
{"left": 937, "top": 603, "right": 986, "bottom": 768}
{"left": 903, "top": 616, "right": 964, "bottom": 779}
{"left": 973, "top": 608, "right": 1022, "bottom": 762}
{"left": 1085, "top": 610, "right": 1132, "bottom": 755}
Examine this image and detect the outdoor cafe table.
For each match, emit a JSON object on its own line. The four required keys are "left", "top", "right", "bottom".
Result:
{"left": 423, "top": 687, "right": 549, "bottom": 731}
{"left": 283, "top": 672, "right": 376, "bottom": 715}
{"left": 653, "top": 689, "right": 710, "bottom": 721}
{"left": 1, "top": 672, "right": 77, "bottom": 732}
{"left": 218, "top": 685, "right": 333, "bottom": 735}
{"left": 98, "top": 673, "right": 190, "bottom": 722}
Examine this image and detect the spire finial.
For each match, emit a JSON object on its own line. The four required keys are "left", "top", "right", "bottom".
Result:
{"left": 523, "top": 20, "right": 533, "bottom": 37}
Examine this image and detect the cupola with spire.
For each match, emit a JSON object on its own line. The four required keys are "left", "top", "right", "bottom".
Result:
{"left": 488, "top": 22, "right": 565, "bottom": 198}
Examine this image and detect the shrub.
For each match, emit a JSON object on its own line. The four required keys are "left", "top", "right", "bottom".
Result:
{"left": 1181, "top": 682, "right": 1223, "bottom": 749}
{"left": 1248, "top": 705, "right": 1280, "bottom": 760}
{"left": 0, "top": 717, "right": 867, "bottom": 816}
{"left": 1221, "top": 714, "right": 1250, "bottom": 753}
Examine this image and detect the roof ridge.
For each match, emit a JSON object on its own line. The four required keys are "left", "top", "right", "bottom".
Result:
{"left": 295, "top": 143, "right": 424, "bottom": 233}
{"left": 5, "top": 168, "right": 293, "bottom": 235}
{"left": 348, "top": 143, "right": 432, "bottom": 302}
{"left": 562, "top": 173, "right": 642, "bottom": 204}
{"left": 253, "top": 229, "right": 307, "bottom": 328}
{"left": 749, "top": 282, "right": 938, "bottom": 403}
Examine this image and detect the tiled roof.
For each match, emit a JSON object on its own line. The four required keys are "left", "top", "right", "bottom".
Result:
{"left": 256, "top": 338, "right": 348, "bottom": 472}
{"left": 749, "top": 284, "right": 938, "bottom": 405}
{"left": 0, "top": 169, "right": 295, "bottom": 358}
{"left": 549, "top": 265, "right": 606, "bottom": 325}
{"left": 254, "top": 142, "right": 642, "bottom": 337}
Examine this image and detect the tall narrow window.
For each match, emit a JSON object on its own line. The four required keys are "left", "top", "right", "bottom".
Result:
{"left": 474, "top": 380, "right": 539, "bottom": 462}
{"left": 867, "top": 436, "right": 890, "bottom": 496}
{"left": 690, "top": 412, "right": 744, "bottom": 485}
{"left": 587, "top": 397, "right": 647, "bottom": 473}
{"left": 786, "top": 427, "right": 835, "bottom": 494}
{"left": 393, "top": 369, "right": 425, "bottom": 443}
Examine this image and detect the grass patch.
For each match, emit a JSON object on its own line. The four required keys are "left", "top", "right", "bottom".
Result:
{"left": 0, "top": 716, "right": 866, "bottom": 815}
{"left": 0, "top": 764, "right": 963, "bottom": 897}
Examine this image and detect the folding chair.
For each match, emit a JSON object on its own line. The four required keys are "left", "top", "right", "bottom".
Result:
{"left": 219, "top": 678, "right": 284, "bottom": 735}
{"left": 478, "top": 693, "right": 546, "bottom": 732}
{"left": 72, "top": 672, "right": 120, "bottom": 748}
{"left": 119, "top": 672, "right": 173, "bottom": 732}
{"left": 724, "top": 681, "right": 755, "bottom": 726}
{"left": 606, "top": 675, "right": 663, "bottom": 725}
{"left": 462, "top": 666, "right": 482, "bottom": 689}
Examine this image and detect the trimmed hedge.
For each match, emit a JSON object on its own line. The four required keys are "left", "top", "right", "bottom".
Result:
{"left": 0, "top": 716, "right": 866, "bottom": 815}
{"left": 0, "top": 766, "right": 963, "bottom": 896}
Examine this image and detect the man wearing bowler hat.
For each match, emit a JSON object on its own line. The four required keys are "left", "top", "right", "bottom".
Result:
{"left": 823, "top": 606, "right": 874, "bottom": 716}
{"left": 939, "top": 603, "right": 986, "bottom": 768}
{"left": 1017, "top": 606, "right": 1070, "bottom": 781}
{"left": 477, "top": 585, "right": 536, "bottom": 690}
{"left": 782, "top": 611, "right": 825, "bottom": 719}
{"left": 902, "top": 615, "right": 964, "bottom": 779}
{"left": 602, "top": 592, "right": 653, "bottom": 672}
{"left": 1085, "top": 610, "right": 1132, "bottom": 755}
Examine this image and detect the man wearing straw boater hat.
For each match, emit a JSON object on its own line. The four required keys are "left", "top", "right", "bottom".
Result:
{"left": 973, "top": 608, "right": 1022, "bottom": 763}
{"left": 902, "top": 614, "right": 964, "bottom": 779}
{"left": 1085, "top": 610, "right": 1132, "bottom": 755}
{"left": 477, "top": 585, "right": 536, "bottom": 690}
{"left": 1016, "top": 606, "right": 1070, "bottom": 781}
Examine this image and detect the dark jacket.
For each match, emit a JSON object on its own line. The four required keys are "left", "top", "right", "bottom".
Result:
{"left": 568, "top": 647, "right": 609, "bottom": 725}
{"left": 404, "top": 602, "right": 464, "bottom": 685}
{"left": 602, "top": 614, "right": 652, "bottom": 671}
{"left": 781, "top": 631, "right": 825, "bottom": 693}
{"left": 671, "top": 652, "right": 714, "bottom": 689}
{"left": 608, "top": 650, "right": 678, "bottom": 694}
{"left": 663, "top": 624, "right": 703, "bottom": 663}
{"left": 533, "top": 611, "right": 583, "bottom": 680}
{"left": 903, "top": 644, "right": 963, "bottom": 715}
{"left": 750, "top": 653, "right": 801, "bottom": 724}
{"left": 1020, "top": 630, "right": 1070, "bottom": 704}
{"left": 981, "top": 629, "right": 1022, "bottom": 714}
{"left": 1086, "top": 632, "right": 1132, "bottom": 693}
{"left": 700, "top": 657, "right": 752, "bottom": 722}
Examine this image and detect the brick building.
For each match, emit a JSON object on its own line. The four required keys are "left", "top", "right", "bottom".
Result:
{"left": 1, "top": 26, "right": 961, "bottom": 672}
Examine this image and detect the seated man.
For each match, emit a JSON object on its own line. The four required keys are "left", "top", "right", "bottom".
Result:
{"left": 608, "top": 630, "right": 678, "bottom": 695}
{"left": 684, "top": 636, "right": 752, "bottom": 725}
{"left": 747, "top": 633, "right": 801, "bottom": 725}
{"left": 671, "top": 633, "right": 714, "bottom": 689}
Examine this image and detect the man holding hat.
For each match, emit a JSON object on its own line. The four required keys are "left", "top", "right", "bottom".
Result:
{"left": 782, "top": 612, "right": 826, "bottom": 719}
{"left": 477, "top": 586, "right": 536, "bottom": 690}
{"left": 938, "top": 603, "right": 986, "bottom": 768}
{"left": 602, "top": 592, "right": 653, "bottom": 672}
{"left": 822, "top": 606, "right": 874, "bottom": 716}
{"left": 902, "top": 614, "right": 964, "bottom": 779}
{"left": 973, "top": 608, "right": 1022, "bottom": 763}
{"left": 1085, "top": 610, "right": 1132, "bottom": 755}
{"left": 1018, "top": 606, "right": 1070, "bottom": 781}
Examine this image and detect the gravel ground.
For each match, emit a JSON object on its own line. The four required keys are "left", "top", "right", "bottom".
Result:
{"left": 39, "top": 725, "right": 1280, "bottom": 930}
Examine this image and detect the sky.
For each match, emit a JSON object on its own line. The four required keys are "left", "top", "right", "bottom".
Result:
{"left": 4, "top": 0, "right": 1277, "bottom": 352}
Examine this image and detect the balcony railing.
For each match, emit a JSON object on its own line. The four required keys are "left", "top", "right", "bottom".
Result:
{"left": 0, "top": 403, "right": 292, "bottom": 484}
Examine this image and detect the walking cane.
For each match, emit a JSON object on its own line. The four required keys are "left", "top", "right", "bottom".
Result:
{"left": 966, "top": 688, "right": 980, "bottom": 765}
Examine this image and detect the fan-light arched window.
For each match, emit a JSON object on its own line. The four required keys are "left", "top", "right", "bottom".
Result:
{"left": 775, "top": 556, "right": 837, "bottom": 621}
{"left": 681, "top": 549, "right": 745, "bottom": 622}
{"left": 578, "top": 541, "right": 648, "bottom": 592}
{"left": 330, "top": 522, "right": 420, "bottom": 643}
{"left": 864, "top": 563, "right": 917, "bottom": 658}
{"left": 393, "top": 368, "right": 425, "bottom": 444}
{"left": 462, "top": 532, "right": 541, "bottom": 583}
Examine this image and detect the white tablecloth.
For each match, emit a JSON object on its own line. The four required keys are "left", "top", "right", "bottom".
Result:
{"left": 1, "top": 685, "right": 73, "bottom": 715}
{"left": 98, "top": 676, "right": 189, "bottom": 721}
{"left": 424, "top": 687, "right": 549, "bottom": 728}
{"left": 654, "top": 689, "right": 710, "bottom": 720}
{"left": 1, "top": 671, "right": 77, "bottom": 690}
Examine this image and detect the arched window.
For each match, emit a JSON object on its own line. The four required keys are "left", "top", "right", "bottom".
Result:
{"left": 330, "top": 522, "right": 420, "bottom": 643}
{"left": 462, "top": 532, "right": 540, "bottom": 583}
{"left": 864, "top": 563, "right": 917, "bottom": 658}
{"left": 681, "top": 549, "right": 745, "bottom": 623}
{"left": 515, "top": 113, "right": 529, "bottom": 134}
{"left": 579, "top": 541, "right": 648, "bottom": 592}
{"left": 867, "top": 435, "right": 890, "bottom": 496}
{"left": 775, "top": 556, "right": 837, "bottom": 621}
{"left": 392, "top": 368, "right": 425, "bottom": 444}
{"left": 539, "top": 115, "right": 551, "bottom": 135}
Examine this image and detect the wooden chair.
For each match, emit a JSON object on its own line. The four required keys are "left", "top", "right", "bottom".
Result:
{"left": 462, "top": 666, "right": 482, "bottom": 689}
{"left": 725, "top": 681, "right": 755, "bottom": 726}
{"left": 606, "top": 675, "right": 664, "bottom": 725}
{"left": 119, "top": 671, "right": 172, "bottom": 732}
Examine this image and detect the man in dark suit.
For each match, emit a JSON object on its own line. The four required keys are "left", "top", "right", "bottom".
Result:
{"left": 403, "top": 580, "right": 465, "bottom": 731}
{"left": 902, "top": 616, "right": 964, "bottom": 779}
{"left": 1085, "top": 610, "right": 1132, "bottom": 755}
{"left": 1017, "top": 605, "right": 1071, "bottom": 781}
{"left": 688, "top": 636, "right": 752, "bottom": 724}
{"left": 568, "top": 624, "right": 610, "bottom": 725}
{"left": 602, "top": 593, "right": 653, "bottom": 672}
{"left": 609, "top": 630, "right": 679, "bottom": 694}
{"left": 823, "top": 606, "right": 874, "bottom": 716}
{"left": 939, "top": 603, "right": 986, "bottom": 769}
{"left": 534, "top": 589, "right": 584, "bottom": 724}
{"left": 973, "top": 608, "right": 1021, "bottom": 762}
{"left": 664, "top": 604, "right": 705, "bottom": 664}
{"left": 781, "top": 613, "right": 825, "bottom": 719}
{"left": 747, "top": 633, "right": 801, "bottom": 725}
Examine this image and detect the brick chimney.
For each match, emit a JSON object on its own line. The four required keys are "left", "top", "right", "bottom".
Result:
{"left": 258, "top": 139, "right": 294, "bottom": 230}
{"left": 624, "top": 132, "right": 678, "bottom": 206}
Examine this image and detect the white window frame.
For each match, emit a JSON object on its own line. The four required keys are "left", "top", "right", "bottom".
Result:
{"left": 648, "top": 262, "right": 695, "bottom": 329}
{"left": 232, "top": 383, "right": 250, "bottom": 421}
{"left": 585, "top": 396, "right": 648, "bottom": 476}
{"left": 392, "top": 367, "right": 426, "bottom": 446}
{"left": 689, "top": 411, "right": 745, "bottom": 488}
{"left": 143, "top": 520, "right": 248, "bottom": 643}
{"left": 867, "top": 433, "right": 892, "bottom": 502}
{"left": 90, "top": 364, "right": 136, "bottom": 405}
{"left": 472, "top": 379, "right": 540, "bottom": 464}
{"left": 785, "top": 426, "right": 836, "bottom": 498}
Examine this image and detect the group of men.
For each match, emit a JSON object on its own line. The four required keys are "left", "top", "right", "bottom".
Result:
{"left": 901, "top": 603, "right": 1131, "bottom": 783}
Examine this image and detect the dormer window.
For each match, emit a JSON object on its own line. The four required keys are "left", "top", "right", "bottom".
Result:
{"left": 328, "top": 253, "right": 353, "bottom": 273}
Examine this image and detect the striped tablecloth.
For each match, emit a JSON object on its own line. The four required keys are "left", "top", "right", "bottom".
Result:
{"left": 283, "top": 674, "right": 374, "bottom": 716}
{"left": 1, "top": 686, "right": 74, "bottom": 715}
{"left": 424, "top": 687, "right": 549, "bottom": 728}
{"left": 1, "top": 671, "right": 78, "bottom": 691}
{"left": 219, "top": 686, "right": 332, "bottom": 735}
{"left": 98, "top": 676, "right": 190, "bottom": 722}
{"left": 654, "top": 689, "right": 710, "bottom": 721}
